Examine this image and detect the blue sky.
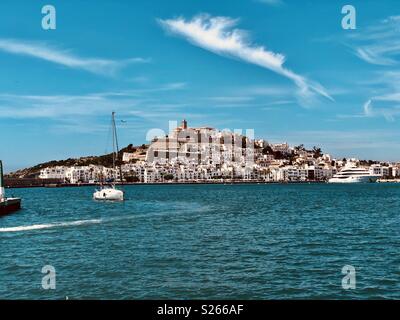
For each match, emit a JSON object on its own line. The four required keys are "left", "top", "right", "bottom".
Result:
{"left": 1, "top": 0, "right": 400, "bottom": 171}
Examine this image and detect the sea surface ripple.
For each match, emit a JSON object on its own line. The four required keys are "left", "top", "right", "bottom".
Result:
{"left": 1, "top": 184, "right": 399, "bottom": 299}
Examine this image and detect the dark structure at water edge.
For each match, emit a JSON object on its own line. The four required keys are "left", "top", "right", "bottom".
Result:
{"left": 0, "top": 160, "right": 21, "bottom": 216}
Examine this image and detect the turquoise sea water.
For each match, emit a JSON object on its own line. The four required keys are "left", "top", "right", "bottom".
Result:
{"left": 0, "top": 184, "right": 399, "bottom": 299}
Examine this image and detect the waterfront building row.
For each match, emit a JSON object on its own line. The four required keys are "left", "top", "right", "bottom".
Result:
{"left": 38, "top": 120, "right": 400, "bottom": 184}
{"left": 38, "top": 162, "right": 400, "bottom": 184}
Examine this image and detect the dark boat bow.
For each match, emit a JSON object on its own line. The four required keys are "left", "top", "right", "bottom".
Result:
{"left": 0, "top": 160, "right": 22, "bottom": 216}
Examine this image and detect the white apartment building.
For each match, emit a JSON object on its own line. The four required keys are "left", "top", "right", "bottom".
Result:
{"left": 39, "top": 165, "right": 120, "bottom": 184}
{"left": 275, "top": 166, "right": 307, "bottom": 182}
{"left": 270, "top": 143, "right": 290, "bottom": 154}
{"left": 369, "top": 164, "right": 391, "bottom": 177}
{"left": 64, "top": 166, "right": 100, "bottom": 184}
{"left": 39, "top": 166, "right": 67, "bottom": 180}
{"left": 122, "top": 152, "right": 136, "bottom": 163}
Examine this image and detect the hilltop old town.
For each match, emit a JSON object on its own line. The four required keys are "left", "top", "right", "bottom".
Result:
{"left": 32, "top": 120, "right": 400, "bottom": 184}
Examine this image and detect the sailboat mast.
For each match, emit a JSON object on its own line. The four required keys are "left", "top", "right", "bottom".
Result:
{"left": 113, "top": 112, "right": 120, "bottom": 157}
{"left": 112, "top": 112, "right": 116, "bottom": 170}
{"left": 111, "top": 112, "right": 123, "bottom": 184}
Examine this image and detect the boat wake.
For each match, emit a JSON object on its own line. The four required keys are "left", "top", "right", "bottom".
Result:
{"left": 0, "top": 218, "right": 104, "bottom": 233}
{"left": 0, "top": 204, "right": 211, "bottom": 234}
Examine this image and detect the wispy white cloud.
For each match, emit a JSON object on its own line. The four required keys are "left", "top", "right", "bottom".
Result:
{"left": 343, "top": 16, "right": 400, "bottom": 121}
{"left": 158, "top": 14, "right": 332, "bottom": 106}
{"left": 355, "top": 47, "right": 397, "bottom": 66}
{"left": 257, "top": 0, "right": 284, "bottom": 6}
{"left": 0, "top": 83, "right": 188, "bottom": 125}
{"left": 0, "top": 38, "right": 149, "bottom": 75}
{"left": 264, "top": 99, "right": 294, "bottom": 106}
{"left": 352, "top": 16, "right": 400, "bottom": 66}
{"left": 338, "top": 88, "right": 400, "bottom": 122}
{"left": 363, "top": 95, "right": 400, "bottom": 122}
{"left": 241, "top": 85, "right": 293, "bottom": 97}
{"left": 206, "top": 96, "right": 255, "bottom": 103}
{"left": 0, "top": 93, "right": 137, "bottom": 119}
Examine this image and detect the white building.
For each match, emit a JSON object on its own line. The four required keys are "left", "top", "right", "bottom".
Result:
{"left": 39, "top": 166, "right": 67, "bottom": 180}
{"left": 369, "top": 164, "right": 390, "bottom": 177}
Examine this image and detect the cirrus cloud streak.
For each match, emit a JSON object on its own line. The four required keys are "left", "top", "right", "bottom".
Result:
{"left": 158, "top": 14, "right": 332, "bottom": 106}
{"left": 0, "top": 38, "right": 150, "bottom": 76}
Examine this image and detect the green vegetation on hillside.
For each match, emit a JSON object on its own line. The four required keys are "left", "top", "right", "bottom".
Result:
{"left": 6, "top": 144, "right": 148, "bottom": 178}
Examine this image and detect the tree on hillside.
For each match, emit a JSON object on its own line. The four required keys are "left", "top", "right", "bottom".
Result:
{"left": 294, "top": 144, "right": 305, "bottom": 152}
{"left": 262, "top": 145, "right": 274, "bottom": 155}
{"left": 312, "top": 146, "right": 323, "bottom": 158}
{"left": 273, "top": 151, "right": 285, "bottom": 160}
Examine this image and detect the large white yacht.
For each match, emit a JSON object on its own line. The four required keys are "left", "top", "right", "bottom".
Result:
{"left": 328, "top": 165, "right": 380, "bottom": 183}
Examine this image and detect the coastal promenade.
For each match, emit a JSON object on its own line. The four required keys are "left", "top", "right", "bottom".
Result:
{"left": 4, "top": 178, "right": 63, "bottom": 188}
{"left": 4, "top": 178, "right": 329, "bottom": 188}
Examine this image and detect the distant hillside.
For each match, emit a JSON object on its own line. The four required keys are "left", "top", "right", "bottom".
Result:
{"left": 6, "top": 144, "right": 149, "bottom": 178}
